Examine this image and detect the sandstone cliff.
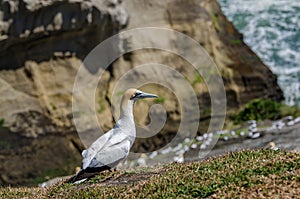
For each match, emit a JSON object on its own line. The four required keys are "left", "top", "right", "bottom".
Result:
{"left": 0, "top": 0, "right": 283, "bottom": 185}
{"left": 0, "top": 0, "right": 127, "bottom": 185}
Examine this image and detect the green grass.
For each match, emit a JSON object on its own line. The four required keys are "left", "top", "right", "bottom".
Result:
{"left": 154, "top": 97, "right": 165, "bottom": 104}
{"left": 280, "top": 103, "right": 300, "bottom": 118}
{"left": 1, "top": 149, "right": 299, "bottom": 198}
{"left": 234, "top": 99, "right": 300, "bottom": 124}
{"left": 230, "top": 39, "right": 242, "bottom": 45}
{"left": 192, "top": 74, "right": 203, "bottom": 86}
{"left": 116, "top": 91, "right": 124, "bottom": 96}
{"left": 97, "top": 100, "right": 107, "bottom": 114}
{"left": 211, "top": 14, "right": 220, "bottom": 31}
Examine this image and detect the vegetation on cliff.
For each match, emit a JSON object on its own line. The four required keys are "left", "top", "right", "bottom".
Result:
{"left": 233, "top": 99, "right": 300, "bottom": 124}
{"left": 0, "top": 149, "right": 299, "bottom": 198}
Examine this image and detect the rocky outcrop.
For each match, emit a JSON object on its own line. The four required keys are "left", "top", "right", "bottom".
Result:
{"left": 0, "top": 0, "right": 126, "bottom": 186}
{"left": 0, "top": 0, "right": 283, "bottom": 185}
{"left": 0, "top": 0, "right": 127, "bottom": 133}
{"left": 112, "top": 0, "right": 284, "bottom": 151}
{"left": 0, "top": 0, "right": 127, "bottom": 69}
{"left": 0, "top": 128, "right": 83, "bottom": 186}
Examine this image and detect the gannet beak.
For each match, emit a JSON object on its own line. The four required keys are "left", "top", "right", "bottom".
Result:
{"left": 139, "top": 92, "right": 158, "bottom": 99}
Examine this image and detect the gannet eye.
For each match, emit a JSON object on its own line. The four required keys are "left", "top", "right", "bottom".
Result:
{"left": 130, "top": 92, "right": 142, "bottom": 100}
{"left": 135, "top": 92, "right": 142, "bottom": 97}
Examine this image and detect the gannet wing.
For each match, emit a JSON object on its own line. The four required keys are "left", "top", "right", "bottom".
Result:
{"left": 82, "top": 126, "right": 132, "bottom": 170}
{"left": 67, "top": 139, "right": 131, "bottom": 183}
{"left": 86, "top": 139, "right": 131, "bottom": 169}
{"left": 81, "top": 129, "right": 115, "bottom": 169}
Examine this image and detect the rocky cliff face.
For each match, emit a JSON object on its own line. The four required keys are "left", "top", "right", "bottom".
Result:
{"left": 0, "top": 0, "right": 127, "bottom": 135}
{"left": 0, "top": 0, "right": 283, "bottom": 185}
{"left": 108, "top": 0, "right": 284, "bottom": 151}
{"left": 0, "top": 0, "right": 127, "bottom": 186}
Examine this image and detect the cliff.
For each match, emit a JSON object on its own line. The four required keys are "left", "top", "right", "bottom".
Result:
{"left": 0, "top": 0, "right": 283, "bottom": 185}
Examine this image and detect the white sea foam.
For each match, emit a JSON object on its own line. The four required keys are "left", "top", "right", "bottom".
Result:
{"left": 218, "top": 0, "right": 300, "bottom": 106}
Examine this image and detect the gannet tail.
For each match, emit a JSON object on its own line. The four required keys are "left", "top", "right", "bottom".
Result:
{"left": 66, "top": 166, "right": 111, "bottom": 183}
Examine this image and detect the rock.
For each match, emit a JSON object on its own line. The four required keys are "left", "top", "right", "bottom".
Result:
{"left": 196, "top": 136, "right": 203, "bottom": 141}
{"left": 250, "top": 132, "right": 260, "bottom": 139}
{"left": 173, "top": 154, "right": 184, "bottom": 163}
{"left": 9, "top": 111, "right": 57, "bottom": 138}
{"left": 0, "top": 128, "right": 83, "bottom": 186}
{"left": 0, "top": 0, "right": 126, "bottom": 135}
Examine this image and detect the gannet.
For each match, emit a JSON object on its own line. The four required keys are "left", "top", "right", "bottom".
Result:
{"left": 68, "top": 88, "right": 158, "bottom": 183}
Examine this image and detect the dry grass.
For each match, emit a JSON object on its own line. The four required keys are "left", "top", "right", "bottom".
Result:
{"left": 1, "top": 149, "right": 299, "bottom": 198}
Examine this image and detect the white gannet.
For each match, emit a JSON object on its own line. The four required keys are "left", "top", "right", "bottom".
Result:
{"left": 68, "top": 88, "right": 158, "bottom": 183}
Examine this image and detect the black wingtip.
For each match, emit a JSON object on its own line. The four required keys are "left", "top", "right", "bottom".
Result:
{"left": 66, "top": 166, "right": 111, "bottom": 183}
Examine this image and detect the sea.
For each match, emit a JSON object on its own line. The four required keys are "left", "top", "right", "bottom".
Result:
{"left": 217, "top": 0, "right": 300, "bottom": 106}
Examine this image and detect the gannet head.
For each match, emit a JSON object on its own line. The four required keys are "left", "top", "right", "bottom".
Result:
{"left": 125, "top": 88, "right": 158, "bottom": 101}
{"left": 120, "top": 88, "right": 158, "bottom": 118}
{"left": 126, "top": 89, "right": 158, "bottom": 101}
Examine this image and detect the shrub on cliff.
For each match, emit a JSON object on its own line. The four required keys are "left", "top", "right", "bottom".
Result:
{"left": 235, "top": 99, "right": 281, "bottom": 123}
{"left": 234, "top": 99, "right": 300, "bottom": 123}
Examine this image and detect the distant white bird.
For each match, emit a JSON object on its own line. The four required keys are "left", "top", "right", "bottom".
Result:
{"left": 68, "top": 88, "right": 158, "bottom": 183}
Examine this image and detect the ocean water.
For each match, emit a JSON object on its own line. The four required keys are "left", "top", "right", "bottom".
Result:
{"left": 217, "top": 0, "right": 300, "bottom": 106}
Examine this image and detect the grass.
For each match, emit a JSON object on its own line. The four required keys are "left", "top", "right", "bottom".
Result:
{"left": 0, "top": 149, "right": 299, "bottom": 198}
{"left": 192, "top": 74, "right": 203, "bottom": 86}
{"left": 280, "top": 103, "right": 300, "bottom": 118}
{"left": 154, "top": 97, "right": 165, "bottom": 104}
{"left": 211, "top": 14, "right": 220, "bottom": 31}
{"left": 234, "top": 99, "right": 300, "bottom": 124}
{"left": 230, "top": 39, "right": 242, "bottom": 45}
{"left": 116, "top": 91, "right": 124, "bottom": 97}
{"left": 97, "top": 99, "right": 107, "bottom": 114}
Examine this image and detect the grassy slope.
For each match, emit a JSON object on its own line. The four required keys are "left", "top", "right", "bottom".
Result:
{"left": 1, "top": 149, "right": 299, "bottom": 198}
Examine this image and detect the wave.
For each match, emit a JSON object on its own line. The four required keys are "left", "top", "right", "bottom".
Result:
{"left": 218, "top": 0, "right": 300, "bottom": 106}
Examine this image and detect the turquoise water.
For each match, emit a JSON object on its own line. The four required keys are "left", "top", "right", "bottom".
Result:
{"left": 217, "top": 0, "right": 300, "bottom": 106}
